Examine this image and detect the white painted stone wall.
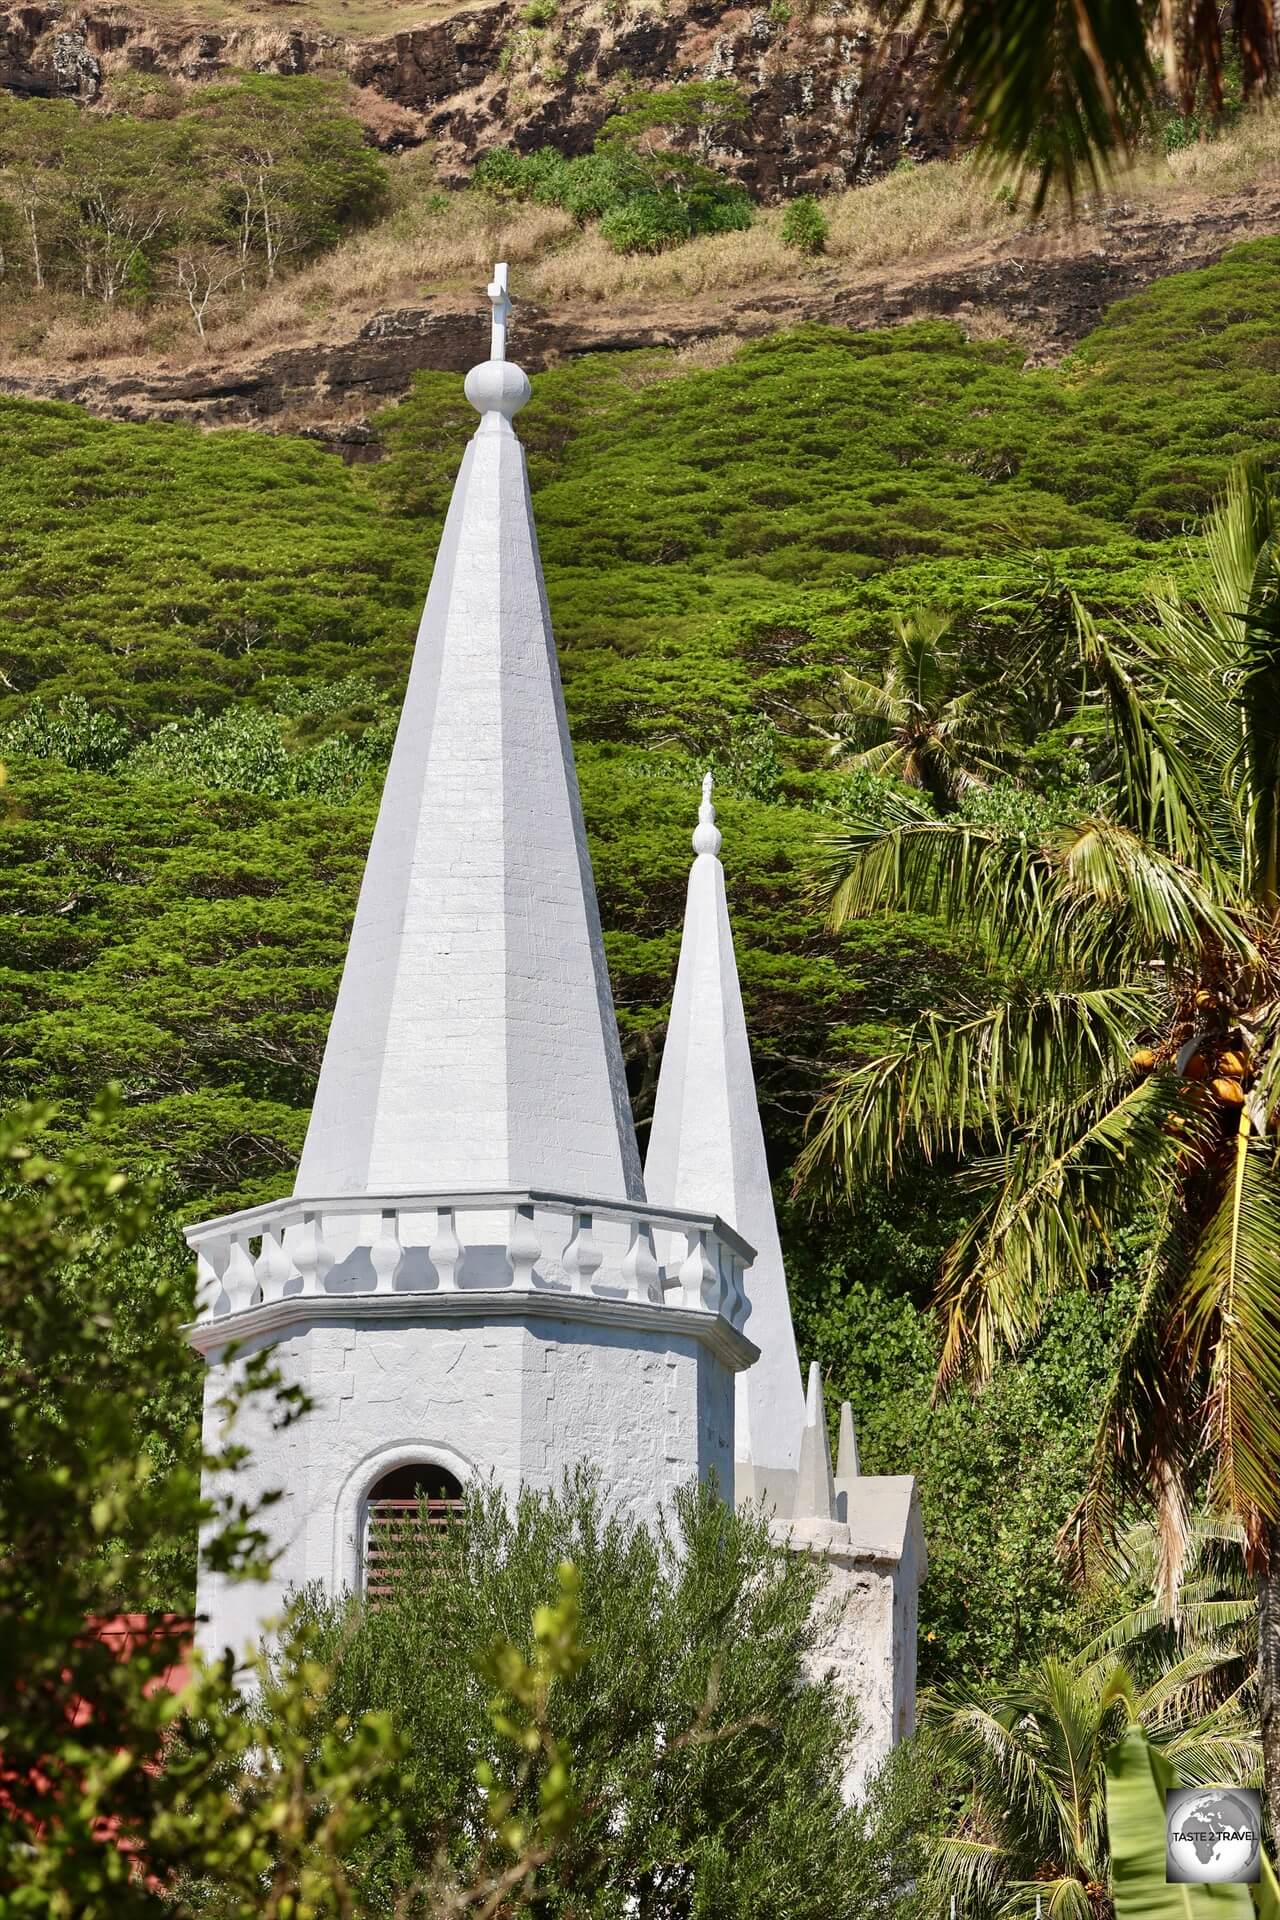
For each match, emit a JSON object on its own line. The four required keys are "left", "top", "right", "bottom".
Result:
{"left": 779, "top": 1477, "right": 926, "bottom": 1801}
{"left": 196, "top": 1308, "right": 736, "bottom": 1659}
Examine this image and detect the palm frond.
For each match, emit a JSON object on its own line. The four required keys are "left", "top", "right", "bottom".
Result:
{"left": 1059, "top": 818, "right": 1256, "bottom": 967}
{"left": 926, "top": 1834, "right": 1010, "bottom": 1913}
{"left": 835, "top": 737, "right": 910, "bottom": 781}
{"left": 1059, "top": 1195, "right": 1201, "bottom": 1597}
{"left": 1137, "top": 1642, "right": 1254, "bottom": 1727}
{"left": 830, "top": 671, "right": 910, "bottom": 736}
{"left": 1161, "top": 1721, "right": 1262, "bottom": 1786}
{"left": 910, "top": 0, "right": 1156, "bottom": 210}
{"left": 821, "top": 810, "right": 1253, "bottom": 976}
{"left": 935, "top": 1070, "right": 1186, "bottom": 1387}
{"left": 1077, "top": 599, "right": 1224, "bottom": 874}
{"left": 1183, "top": 1127, "right": 1280, "bottom": 1535}
{"left": 795, "top": 984, "right": 1157, "bottom": 1198}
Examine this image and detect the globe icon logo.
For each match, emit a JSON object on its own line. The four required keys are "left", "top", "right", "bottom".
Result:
{"left": 1165, "top": 1787, "right": 1262, "bottom": 1884}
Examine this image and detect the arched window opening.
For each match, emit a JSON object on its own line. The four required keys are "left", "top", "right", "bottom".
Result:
{"left": 363, "top": 1463, "right": 464, "bottom": 1601}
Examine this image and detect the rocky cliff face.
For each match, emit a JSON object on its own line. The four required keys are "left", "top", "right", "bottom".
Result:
{"left": 2, "top": 180, "right": 1271, "bottom": 446}
{"left": 0, "top": 0, "right": 960, "bottom": 196}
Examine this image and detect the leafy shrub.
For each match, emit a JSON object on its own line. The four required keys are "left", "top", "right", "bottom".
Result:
{"left": 781, "top": 193, "right": 829, "bottom": 255}
{"left": 474, "top": 83, "right": 752, "bottom": 253}
{"left": 597, "top": 190, "right": 695, "bottom": 253}
{"left": 710, "top": 711, "right": 785, "bottom": 801}
{"left": 479, "top": 141, "right": 751, "bottom": 252}
{"left": 124, "top": 705, "right": 393, "bottom": 802}
{"left": 1162, "top": 111, "right": 1202, "bottom": 152}
{"left": 0, "top": 693, "right": 131, "bottom": 772}
{"left": 290, "top": 1472, "right": 904, "bottom": 1920}
{"left": 521, "top": 0, "right": 557, "bottom": 22}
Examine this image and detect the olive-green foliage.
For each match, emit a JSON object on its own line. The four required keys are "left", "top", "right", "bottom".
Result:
{"left": 0, "top": 78, "right": 386, "bottom": 317}
{"left": 5, "top": 241, "right": 1280, "bottom": 1659}
{"left": 474, "top": 82, "right": 752, "bottom": 252}
{"left": 0, "top": 1098, "right": 409, "bottom": 1916}
{"left": 785, "top": 1190, "right": 1147, "bottom": 1688}
{"left": 781, "top": 193, "right": 829, "bottom": 255}
{"left": 292, "top": 1473, "right": 903, "bottom": 1920}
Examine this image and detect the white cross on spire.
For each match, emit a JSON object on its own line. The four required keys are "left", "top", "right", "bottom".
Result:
{"left": 487, "top": 261, "right": 510, "bottom": 362}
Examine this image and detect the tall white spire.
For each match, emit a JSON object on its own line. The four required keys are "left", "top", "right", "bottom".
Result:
{"left": 296, "top": 264, "right": 643, "bottom": 1201}
{"left": 644, "top": 776, "right": 805, "bottom": 1480}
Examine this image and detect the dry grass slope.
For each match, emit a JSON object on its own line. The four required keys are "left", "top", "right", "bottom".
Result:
{"left": 5, "top": 105, "right": 1279, "bottom": 380}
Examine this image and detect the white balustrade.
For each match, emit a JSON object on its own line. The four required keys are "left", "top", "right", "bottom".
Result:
{"left": 185, "top": 1190, "right": 755, "bottom": 1340}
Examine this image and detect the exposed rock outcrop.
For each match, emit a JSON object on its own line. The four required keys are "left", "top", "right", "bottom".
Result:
{"left": 0, "top": 0, "right": 959, "bottom": 193}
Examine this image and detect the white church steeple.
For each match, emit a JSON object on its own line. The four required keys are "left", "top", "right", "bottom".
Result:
{"left": 295, "top": 263, "right": 642, "bottom": 1203}
{"left": 644, "top": 776, "right": 806, "bottom": 1495}
{"left": 185, "top": 269, "right": 920, "bottom": 1803}
{"left": 188, "top": 269, "right": 755, "bottom": 1668}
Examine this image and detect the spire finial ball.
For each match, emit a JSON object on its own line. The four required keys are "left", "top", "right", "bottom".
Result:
{"left": 693, "top": 770, "right": 722, "bottom": 858}
{"left": 466, "top": 261, "right": 531, "bottom": 420}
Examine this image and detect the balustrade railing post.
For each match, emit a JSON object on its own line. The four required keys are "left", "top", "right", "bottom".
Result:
{"left": 195, "top": 1241, "right": 229, "bottom": 1319}
{"left": 621, "top": 1218, "right": 661, "bottom": 1304}
{"left": 678, "top": 1225, "right": 720, "bottom": 1313}
{"left": 507, "top": 1203, "right": 542, "bottom": 1289}
{"left": 730, "top": 1252, "right": 751, "bottom": 1330}
{"left": 294, "top": 1210, "right": 334, "bottom": 1296}
{"left": 223, "top": 1236, "right": 257, "bottom": 1315}
{"left": 254, "top": 1227, "right": 292, "bottom": 1304}
{"left": 370, "top": 1208, "right": 402, "bottom": 1294}
{"left": 562, "top": 1211, "right": 602, "bottom": 1294}
{"left": 428, "top": 1206, "right": 460, "bottom": 1291}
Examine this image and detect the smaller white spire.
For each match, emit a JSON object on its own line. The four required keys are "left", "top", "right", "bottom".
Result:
{"left": 644, "top": 773, "right": 805, "bottom": 1483}
{"left": 793, "top": 1360, "right": 836, "bottom": 1522}
{"left": 693, "top": 769, "right": 722, "bottom": 857}
{"left": 836, "top": 1401, "right": 860, "bottom": 1481}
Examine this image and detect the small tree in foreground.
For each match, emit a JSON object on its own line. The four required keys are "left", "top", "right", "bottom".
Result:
{"left": 284, "top": 1473, "right": 902, "bottom": 1919}
{"left": 0, "top": 1095, "right": 407, "bottom": 1915}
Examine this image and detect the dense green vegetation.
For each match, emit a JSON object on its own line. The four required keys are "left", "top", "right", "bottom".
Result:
{"left": 286, "top": 1476, "right": 899, "bottom": 1919}
{"left": 474, "top": 82, "right": 753, "bottom": 252}
{"left": 4, "top": 238, "right": 1280, "bottom": 1694}
{"left": 0, "top": 77, "right": 386, "bottom": 330}
{"left": 0, "top": 1098, "right": 413, "bottom": 1914}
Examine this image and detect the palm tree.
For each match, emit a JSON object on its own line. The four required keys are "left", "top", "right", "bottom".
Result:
{"left": 798, "top": 461, "right": 1280, "bottom": 1821}
{"left": 1082, "top": 1518, "right": 1256, "bottom": 1728}
{"left": 881, "top": 0, "right": 1278, "bottom": 210}
{"left": 923, "top": 1652, "right": 1258, "bottom": 1918}
{"left": 830, "top": 611, "right": 1006, "bottom": 812}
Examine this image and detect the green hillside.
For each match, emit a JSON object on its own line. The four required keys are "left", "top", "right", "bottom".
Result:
{"left": 4, "top": 237, "right": 1280, "bottom": 1676}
